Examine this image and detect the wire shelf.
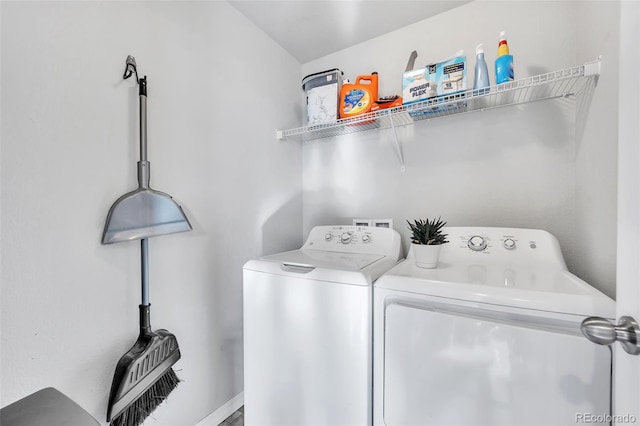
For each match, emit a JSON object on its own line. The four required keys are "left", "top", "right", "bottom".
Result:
{"left": 276, "top": 59, "right": 601, "bottom": 142}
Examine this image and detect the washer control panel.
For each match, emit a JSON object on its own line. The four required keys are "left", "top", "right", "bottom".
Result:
{"left": 440, "top": 227, "right": 567, "bottom": 268}
{"left": 464, "top": 235, "right": 517, "bottom": 252}
{"left": 303, "top": 225, "right": 402, "bottom": 256}
{"left": 315, "top": 226, "right": 375, "bottom": 246}
{"left": 459, "top": 233, "right": 522, "bottom": 254}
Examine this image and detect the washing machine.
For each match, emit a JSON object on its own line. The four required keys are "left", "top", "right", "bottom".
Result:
{"left": 373, "top": 227, "right": 615, "bottom": 426}
{"left": 243, "top": 225, "right": 402, "bottom": 426}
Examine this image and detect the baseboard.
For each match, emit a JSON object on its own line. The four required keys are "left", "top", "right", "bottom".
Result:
{"left": 195, "top": 392, "right": 244, "bottom": 426}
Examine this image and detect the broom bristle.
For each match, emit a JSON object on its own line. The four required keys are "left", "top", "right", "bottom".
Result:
{"left": 110, "top": 368, "right": 180, "bottom": 426}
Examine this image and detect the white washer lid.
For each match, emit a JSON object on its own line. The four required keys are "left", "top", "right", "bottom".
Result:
{"left": 261, "top": 249, "right": 384, "bottom": 271}
{"left": 376, "top": 259, "right": 615, "bottom": 319}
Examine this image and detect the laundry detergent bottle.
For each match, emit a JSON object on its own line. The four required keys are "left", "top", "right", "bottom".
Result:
{"left": 473, "top": 43, "right": 490, "bottom": 95}
{"left": 495, "top": 31, "right": 514, "bottom": 84}
{"left": 340, "top": 72, "right": 379, "bottom": 119}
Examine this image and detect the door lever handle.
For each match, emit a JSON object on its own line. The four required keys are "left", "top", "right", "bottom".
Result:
{"left": 581, "top": 316, "right": 640, "bottom": 355}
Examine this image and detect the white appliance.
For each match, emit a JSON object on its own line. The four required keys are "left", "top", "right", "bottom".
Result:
{"left": 243, "top": 225, "right": 402, "bottom": 426}
{"left": 373, "top": 227, "right": 615, "bottom": 426}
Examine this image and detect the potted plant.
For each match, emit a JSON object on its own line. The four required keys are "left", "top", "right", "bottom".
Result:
{"left": 407, "top": 217, "right": 449, "bottom": 268}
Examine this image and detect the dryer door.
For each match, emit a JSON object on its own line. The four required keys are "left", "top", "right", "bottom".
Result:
{"left": 382, "top": 299, "right": 611, "bottom": 426}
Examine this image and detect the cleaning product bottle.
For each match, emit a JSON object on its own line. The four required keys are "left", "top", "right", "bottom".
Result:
{"left": 340, "top": 72, "right": 378, "bottom": 119}
{"left": 473, "top": 43, "right": 490, "bottom": 95}
{"left": 495, "top": 31, "right": 514, "bottom": 84}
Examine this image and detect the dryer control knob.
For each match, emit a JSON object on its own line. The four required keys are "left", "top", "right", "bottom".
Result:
{"left": 362, "top": 234, "right": 371, "bottom": 243}
{"left": 341, "top": 232, "right": 352, "bottom": 244}
{"left": 503, "top": 238, "right": 516, "bottom": 250}
{"left": 468, "top": 236, "right": 487, "bottom": 251}
{"left": 325, "top": 233, "right": 333, "bottom": 241}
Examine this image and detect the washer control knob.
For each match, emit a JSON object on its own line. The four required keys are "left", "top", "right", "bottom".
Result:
{"left": 468, "top": 236, "right": 487, "bottom": 251}
{"left": 362, "top": 234, "right": 371, "bottom": 243}
{"left": 503, "top": 238, "right": 516, "bottom": 250}
{"left": 341, "top": 232, "right": 352, "bottom": 244}
{"left": 325, "top": 233, "right": 333, "bottom": 242}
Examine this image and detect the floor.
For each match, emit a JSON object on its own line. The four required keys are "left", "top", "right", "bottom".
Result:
{"left": 219, "top": 406, "right": 244, "bottom": 426}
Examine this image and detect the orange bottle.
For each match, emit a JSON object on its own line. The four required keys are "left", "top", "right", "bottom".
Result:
{"left": 339, "top": 72, "right": 379, "bottom": 119}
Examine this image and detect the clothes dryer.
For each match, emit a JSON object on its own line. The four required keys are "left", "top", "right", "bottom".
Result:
{"left": 244, "top": 225, "right": 402, "bottom": 426}
{"left": 374, "top": 227, "right": 615, "bottom": 426}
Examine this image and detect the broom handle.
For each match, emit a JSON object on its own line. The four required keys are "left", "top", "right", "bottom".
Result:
{"left": 141, "top": 238, "right": 149, "bottom": 306}
{"left": 139, "top": 78, "right": 150, "bottom": 307}
{"left": 139, "top": 77, "right": 147, "bottom": 164}
{"left": 138, "top": 77, "right": 150, "bottom": 190}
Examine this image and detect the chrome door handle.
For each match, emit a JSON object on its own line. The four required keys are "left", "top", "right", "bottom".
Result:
{"left": 581, "top": 316, "right": 640, "bottom": 355}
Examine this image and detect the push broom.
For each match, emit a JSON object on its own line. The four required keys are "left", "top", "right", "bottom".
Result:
{"left": 102, "top": 55, "right": 192, "bottom": 426}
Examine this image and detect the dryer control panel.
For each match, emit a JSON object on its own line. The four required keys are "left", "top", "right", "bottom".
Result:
{"left": 302, "top": 225, "right": 402, "bottom": 257}
{"left": 438, "top": 227, "right": 567, "bottom": 269}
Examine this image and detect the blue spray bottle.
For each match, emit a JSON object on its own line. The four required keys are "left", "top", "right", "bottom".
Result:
{"left": 495, "top": 31, "right": 514, "bottom": 84}
{"left": 473, "top": 43, "right": 490, "bottom": 95}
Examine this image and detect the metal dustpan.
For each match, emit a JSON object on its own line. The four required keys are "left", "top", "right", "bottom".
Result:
{"left": 102, "top": 56, "right": 191, "bottom": 244}
{"left": 102, "top": 185, "right": 191, "bottom": 244}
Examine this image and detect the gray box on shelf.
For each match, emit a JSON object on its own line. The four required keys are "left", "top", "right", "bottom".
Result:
{"left": 302, "top": 68, "right": 343, "bottom": 126}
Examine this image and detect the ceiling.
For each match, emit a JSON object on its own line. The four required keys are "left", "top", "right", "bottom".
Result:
{"left": 228, "top": 1, "right": 472, "bottom": 63}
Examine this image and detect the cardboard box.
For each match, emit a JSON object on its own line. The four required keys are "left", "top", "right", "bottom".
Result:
{"left": 402, "top": 56, "right": 467, "bottom": 106}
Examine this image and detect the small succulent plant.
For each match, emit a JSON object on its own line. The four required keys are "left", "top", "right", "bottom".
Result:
{"left": 407, "top": 217, "right": 449, "bottom": 245}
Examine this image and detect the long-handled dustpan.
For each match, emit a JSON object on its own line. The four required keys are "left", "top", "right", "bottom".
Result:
{"left": 102, "top": 55, "right": 191, "bottom": 245}
{"left": 103, "top": 55, "right": 191, "bottom": 426}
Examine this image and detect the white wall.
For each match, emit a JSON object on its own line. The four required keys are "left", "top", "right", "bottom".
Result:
{"left": 573, "top": 1, "right": 619, "bottom": 300}
{"left": 0, "top": 1, "right": 302, "bottom": 424}
{"left": 301, "top": 0, "right": 618, "bottom": 297}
